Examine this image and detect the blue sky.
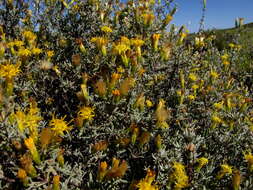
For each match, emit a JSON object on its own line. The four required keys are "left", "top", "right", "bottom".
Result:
{"left": 171, "top": 0, "right": 253, "bottom": 32}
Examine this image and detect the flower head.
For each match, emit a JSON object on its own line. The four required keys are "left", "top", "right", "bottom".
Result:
{"left": 244, "top": 152, "right": 253, "bottom": 172}
{"left": 0, "top": 62, "right": 20, "bottom": 80}
{"left": 24, "top": 137, "right": 41, "bottom": 164}
{"left": 49, "top": 115, "right": 72, "bottom": 136}
{"left": 170, "top": 162, "right": 189, "bottom": 189}
{"left": 137, "top": 169, "right": 159, "bottom": 190}
{"left": 78, "top": 106, "right": 95, "bottom": 121}
{"left": 101, "top": 26, "right": 113, "bottom": 33}
{"left": 142, "top": 13, "right": 155, "bottom": 26}
{"left": 196, "top": 157, "right": 208, "bottom": 171}
{"left": 189, "top": 73, "right": 198, "bottom": 82}
{"left": 217, "top": 164, "right": 233, "bottom": 179}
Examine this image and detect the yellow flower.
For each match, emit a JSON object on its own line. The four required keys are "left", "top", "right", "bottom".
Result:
{"left": 47, "top": 50, "right": 54, "bottom": 58}
{"left": 131, "top": 38, "right": 144, "bottom": 57}
{"left": 195, "top": 36, "right": 205, "bottom": 47}
{"left": 146, "top": 100, "right": 153, "bottom": 107}
{"left": 155, "top": 99, "right": 169, "bottom": 128}
{"left": 101, "top": 26, "right": 113, "bottom": 33}
{"left": 189, "top": 73, "right": 198, "bottom": 82}
{"left": 170, "top": 162, "right": 189, "bottom": 189}
{"left": 0, "top": 62, "right": 20, "bottom": 80}
{"left": 53, "top": 175, "right": 60, "bottom": 190}
{"left": 120, "top": 36, "right": 131, "bottom": 46}
{"left": 188, "top": 95, "right": 195, "bottom": 101}
{"left": 17, "top": 168, "right": 28, "bottom": 186}
{"left": 210, "top": 70, "right": 219, "bottom": 79}
{"left": 117, "top": 66, "right": 125, "bottom": 73}
{"left": 18, "top": 48, "right": 31, "bottom": 58}
{"left": 112, "top": 89, "right": 120, "bottom": 96}
{"left": 151, "top": 34, "right": 161, "bottom": 51}
{"left": 97, "top": 161, "right": 108, "bottom": 181}
{"left": 131, "top": 38, "right": 144, "bottom": 47}
{"left": 232, "top": 169, "right": 241, "bottom": 190}
{"left": 15, "top": 111, "right": 26, "bottom": 133}
{"left": 13, "top": 40, "right": 24, "bottom": 47}
{"left": 78, "top": 106, "right": 95, "bottom": 121}
{"left": 142, "top": 13, "right": 155, "bottom": 26}
{"left": 137, "top": 169, "right": 159, "bottom": 190}
{"left": 31, "top": 48, "right": 42, "bottom": 55}
{"left": 221, "top": 54, "right": 229, "bottom": 61}
{"left": 213, "top": 101, "right": 223, "bottom": 110}
{"left": 24, "top": 137, "right": 41, "bottom": 164}
{"left": 178, "top": 32, "right": 187, "bottom": 44}
{"left": 217, "top": 164, "right": 233, "bottom": 179}
{"left": 223, "top": 60, "right": 230, "bottom": 66}
{"left": 112, "top": 43, "right": 129, "bottom": 55}
{"left": 52, "top": 65, "right": 61, "bottom": 75}
{"left": 23, "top": 31, "right": 36, "bottom": 42}
{"left": 191, "top": 84, "right": 199, "bottom": 90}
{"left": 160, "top": 43, "right": 171, "bottom": 61}
{"left": 164, "top": 14, "right": 173, "bottom": 26}
{"left": 244, "top": 152, "right": 253, "bottom": 172}
{"left": 229, "top": 43, "right": 235, "bottom": 48}
{"left": 211, "top": 114, "right": 222, "bottom": 123}
{"left": 49, "top": 115, "right": 72, "bottom": 136}
{"left": 90, "top": 37, "right": 108, "bottom": 56}
{"left": 196, "top": 157, "right": 208, "bottom": 171}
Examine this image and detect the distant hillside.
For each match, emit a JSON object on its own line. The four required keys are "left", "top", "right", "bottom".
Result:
{"left": 208, "top": 22, "right": 253, "bottom": 50}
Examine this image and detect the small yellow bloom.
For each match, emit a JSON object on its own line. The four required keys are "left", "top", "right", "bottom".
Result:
{"left": 170, "top": 162, "right": 189, "bottom": 189}
{"left": 151, "top": 34, "right": 161, "bottom": 51}
{"left": 221, "top": 54, "right": 229, "bottom": 61}
{"left": 101, "top": 26, "right": 113, "bottom": 33}
{"left": 244, "top": 152, "right": 253, "bottom": 172}
{"left": 24, "top": 137, "right": 41, "bottom": 164}
{"left": 142, "top": 13, "right": 155, "bottom": 26}
{"left": 196, "top": 157, "right": 208, "bottom": 171}
{"left": 131, "top": 38, "right": 144, "bottom": 47}
{"left": 78, "top": 106, "right": 95, "bottom": 121}
{"left": 112, "top": 89, "right": 120, "bottom": 96}
{"left": 213, "top": 101, "right": 223, "bottom": 110}
{"left": 117, "top": 66, "right": 125, "bottom": 73}
{"left": 53, "top": 175, "right": 60, "bottom": 190}
{"left": 188, "top": 95, "right": 195, "bottom": 101}
{"left": 210, "top": 70, "right": 219, "bottom": 79}
{"left": 211, "top": 114, "right": 222, "bottom": 123}
{"left": 164, "top": 14, "right": 173, "bottom": 26}
{"left": 52, "top": 65, "right": 61, "bottom": 75}
{"left": 146, "top": 100, "right": 153, "bottom": 107}
{"left": 18, "top": 48, "right": 31, "bottom": 57}
{"left": 189, "top": 73, "right": 198, "bottom": 82}
{"left": 120, "top": 36, "right": 131, "bottom": 46}
{"left": 13, "top": 40, "right": 24, "bottom": 47}
{"left": 228, "top": 43, "right": 235, "bottom": 48}
{"left": 191, "top": 84, "right": 199, "bottom": 90}
{"left": 91, "top": 37, "right": 108, "bottom": 56}
{"left": 195, "top": 36, "right": 205, "bottom": 47}
{"left": 137, "top": 169, "right": 159, "bottom": 190}
{"left": 112, "top": 43, "right": 130, "bottom": 55}
{"left": 17, "top": 168, "right": 28, "bottom": 186}
{"left": 0, "top": 62, "right": 20, "bottom": 80}
{"left": 23, "top": 31, "right": 36, "bottom": 42}
{"left": 47, "top": 50, "right": 54, "bottom": 58}
{"left": 97, "top": 161, "right": 108, "bottom": 181}
{"left": 217, "top": 164, "right": 233, "bottom": 179}
{"left": 49, "top": 115, "right": 72, "bottom": 136}
{"left": 31, "top": 48, "right": 42, "bottom": 55}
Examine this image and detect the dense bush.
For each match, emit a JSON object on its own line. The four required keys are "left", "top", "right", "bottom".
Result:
{"left": 0, "top": 0, "right": 253, "bottom": 189}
